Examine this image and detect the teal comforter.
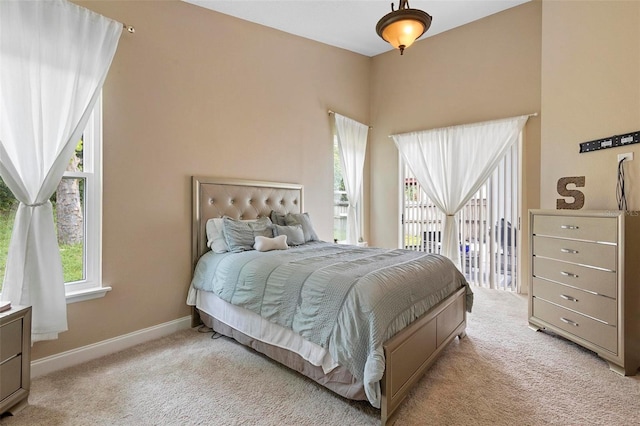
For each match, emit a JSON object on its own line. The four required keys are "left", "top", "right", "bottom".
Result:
{"left": 189, "top": 241, "right": 472, "bottom": 407}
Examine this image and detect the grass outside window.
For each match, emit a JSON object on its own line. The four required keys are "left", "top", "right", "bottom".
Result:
{"left": 0, "top": 209, "right": 83, "bottom": 293}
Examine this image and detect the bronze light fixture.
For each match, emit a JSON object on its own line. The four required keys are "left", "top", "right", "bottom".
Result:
{"left": 376, "top": 0, "right": 432, "bottom": 55}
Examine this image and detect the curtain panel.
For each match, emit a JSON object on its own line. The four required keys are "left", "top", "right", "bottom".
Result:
{"left": 332, "top": 113, "right": 369, "bottom": 245}
{"left": 0, "top": 0, "right": 122, "bottom": 341}
{"left": 392, "top": 115, "right": 530, "bottom": 270}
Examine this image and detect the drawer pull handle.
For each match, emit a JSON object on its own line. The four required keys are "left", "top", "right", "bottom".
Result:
{"left": 560, "top": 248, "right": 579, "bottom": 254}
{"left": 560, "top": 271, "right": 579, "bottom": 278}
{"left": 560, "top": 225, "right": 579, "bottom": 230}
{"left": 560, "top": 294, "right": 578, "bottom": 302}
{"left": 560, "top": 317, "right": 579, "bottom": 327}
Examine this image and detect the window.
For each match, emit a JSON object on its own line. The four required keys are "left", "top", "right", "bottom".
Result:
{"left": 0, "top": 96, "right": 107, "bottom": 302}
{"left": 333, "top": 136, "right": 348, "bottom": 242}
{"left": 62, "top": 95, "right": 105, "bottom": 301}
{"left": 0, "top": 183, "right": 16, "bottom": 292}
{"left": 333, "top": 136, "right": 363, "bottom": 243}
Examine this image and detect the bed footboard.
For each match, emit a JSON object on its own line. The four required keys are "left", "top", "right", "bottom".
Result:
{"left": 380, "top": 286, "right": 467, "bottom": 425}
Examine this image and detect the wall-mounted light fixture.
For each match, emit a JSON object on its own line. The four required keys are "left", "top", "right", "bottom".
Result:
{"left": 376, "top": 0, "right": 432, "bottom": 55}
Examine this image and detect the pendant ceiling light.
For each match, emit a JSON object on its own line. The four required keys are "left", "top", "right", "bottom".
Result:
{"left": 376, "top": 0, "right": 432, "bottom": 55}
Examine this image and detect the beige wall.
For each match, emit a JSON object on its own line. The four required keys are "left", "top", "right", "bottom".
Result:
{"left": 33, "top": 0, "right": 640, "bottom": 360}
{"left": 368, "top": 2, "right": 542, "bottom": 291}
{"left": 32, "top": 0, "right": 370, "bottom": 360}
{"left": 540, "top": 1, "right": 640, "bottom": 210}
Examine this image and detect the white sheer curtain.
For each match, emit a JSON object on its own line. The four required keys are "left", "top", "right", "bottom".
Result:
{"left": 333, "top": 113, "right": 369, "bottom": 244}
{"left": 0, "top": 0, "right": 122, "bottom": 341}
{"left": 392, "top": 115, "right": 530, "bottom": 269}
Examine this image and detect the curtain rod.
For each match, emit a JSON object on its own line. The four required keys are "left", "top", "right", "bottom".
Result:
{"left": 122, "top": 23, "right": 135, "bottom": 33}
{"left": 328, "top": 110, "right": 372, "bottom": 129}
{"left": 387, "top": 112, "right": 539, "bottom": 138}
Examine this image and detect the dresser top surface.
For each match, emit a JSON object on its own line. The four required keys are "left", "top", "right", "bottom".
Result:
{"left": 530, "top": 209, "right": 639, "bottom": 218}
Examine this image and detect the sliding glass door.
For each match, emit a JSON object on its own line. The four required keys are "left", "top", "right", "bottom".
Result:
{"left": 400, "top": 136, "right": 521, "bottom": 291}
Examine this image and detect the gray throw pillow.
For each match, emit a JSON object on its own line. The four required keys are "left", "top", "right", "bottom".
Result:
{"left": 269, "top": 210, "right": 287, "bottom": 226}
{"left": 223, "top": 216, "right": 273, "bottom": 252}
{"left": 273, "top": 224, "right": 305, "bottom": 246}
{"left": 284, "top": 212, "right": 318, "bottom": 242}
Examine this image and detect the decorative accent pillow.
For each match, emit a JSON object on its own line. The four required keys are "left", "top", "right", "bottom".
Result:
{"left": 254, "top": 235, "right": 288, "bottom": 252}
{"left": 205, "top": 218, "right": 229, "bottom": 253}
{"left": 284, "top": 212, "right": 319, "bottom": 242}
{"left": 223, "top": 216, "right": 273, "bottom": 253}
{"left": 270, "top": 210, "right": 287, "bottom": 226}
{"left": 273, "top": 224, "right": 305, "bottom": 246}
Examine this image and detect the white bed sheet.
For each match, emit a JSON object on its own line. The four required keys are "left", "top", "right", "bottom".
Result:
{"left": 195, "top": 289, "right": 339, "bottom": 374}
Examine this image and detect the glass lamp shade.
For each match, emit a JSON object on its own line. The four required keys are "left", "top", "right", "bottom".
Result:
{"left": 381, "top": 19, "right": 425, "bottom": 50}
{"left": 376, "top": 7, "right": 432, "bottom": 54}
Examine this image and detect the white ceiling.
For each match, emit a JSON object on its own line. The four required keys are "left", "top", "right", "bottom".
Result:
{"left": 184, "top": 0, "right": 531, "bottom": 57}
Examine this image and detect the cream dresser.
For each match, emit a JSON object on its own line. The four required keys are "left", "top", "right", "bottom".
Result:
{"left": 529, "top": 209, "right": 640, "bottom": 375}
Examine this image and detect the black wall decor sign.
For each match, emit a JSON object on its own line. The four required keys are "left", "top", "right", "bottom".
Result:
{"left": 579, "top": 130, "right": 640, "bottom": 153}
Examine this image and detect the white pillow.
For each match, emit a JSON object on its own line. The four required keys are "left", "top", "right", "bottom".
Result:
{"left": 254, "top": 235, "right": 288, "bottom": 252}
{"left": 205, "top": 218, "right": 229, "bottom": 253}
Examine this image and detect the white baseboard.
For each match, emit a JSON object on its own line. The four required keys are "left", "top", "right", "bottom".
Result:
{"left": 31, "top": 315, "right": 192, "bottom": 378}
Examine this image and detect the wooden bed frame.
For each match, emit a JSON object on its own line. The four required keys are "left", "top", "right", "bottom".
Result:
{"left": 191, "top": 176, "right": 467, "bottom": 425}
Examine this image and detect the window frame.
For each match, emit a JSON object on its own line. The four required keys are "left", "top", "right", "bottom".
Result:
{"left": 63, "top": 95, "right": 110, "bottom": 303}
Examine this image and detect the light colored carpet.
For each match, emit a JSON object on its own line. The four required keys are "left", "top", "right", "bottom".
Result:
{"left": 1, "top": 287, "right": 639, "bottom": 426}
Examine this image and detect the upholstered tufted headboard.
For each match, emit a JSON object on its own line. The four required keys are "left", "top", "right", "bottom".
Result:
{"left": 192, "top": 176, "right": 303, "bottom": 267}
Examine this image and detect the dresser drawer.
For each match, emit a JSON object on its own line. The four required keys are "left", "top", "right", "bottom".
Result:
{"left": 532, "top": 214, "right": 617, "bottom": 243}
{"left": 533, "top": 236, "right": 616, "bottom": 271}
{"left": 0, "top": 319, "right": 22, "bottom": 364}
{"left": 531, "top": 277, "right": 617, "bottom": 325}
{"left": 532, "top": 298, "right": 617, "bottom": 353}
{"left": 532, "top": 257, "right": 617, "bottom": 298}
{"left": 0, "top": 355, "right": 21, "bottom": 401}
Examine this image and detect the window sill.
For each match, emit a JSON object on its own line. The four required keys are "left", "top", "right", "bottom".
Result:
{"left": 66, "top": 286, "right": 112, "bottom": 304}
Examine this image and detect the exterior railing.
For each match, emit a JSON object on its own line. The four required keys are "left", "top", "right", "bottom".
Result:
{"left": 333, "top": 190, "right": 348, "bottom": 242}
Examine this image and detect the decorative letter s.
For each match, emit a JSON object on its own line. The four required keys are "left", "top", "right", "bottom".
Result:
{"left": 556, "top": 177, "right": 585, "bottom": 209}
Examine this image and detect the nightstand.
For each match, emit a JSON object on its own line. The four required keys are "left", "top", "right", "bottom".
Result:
{"left": 0, "top": 305, "right": 31, "bottom": 415}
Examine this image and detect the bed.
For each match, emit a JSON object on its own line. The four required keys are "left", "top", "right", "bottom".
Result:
{"left": 187, "top": 176, "right": 472, "bottom": 425}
